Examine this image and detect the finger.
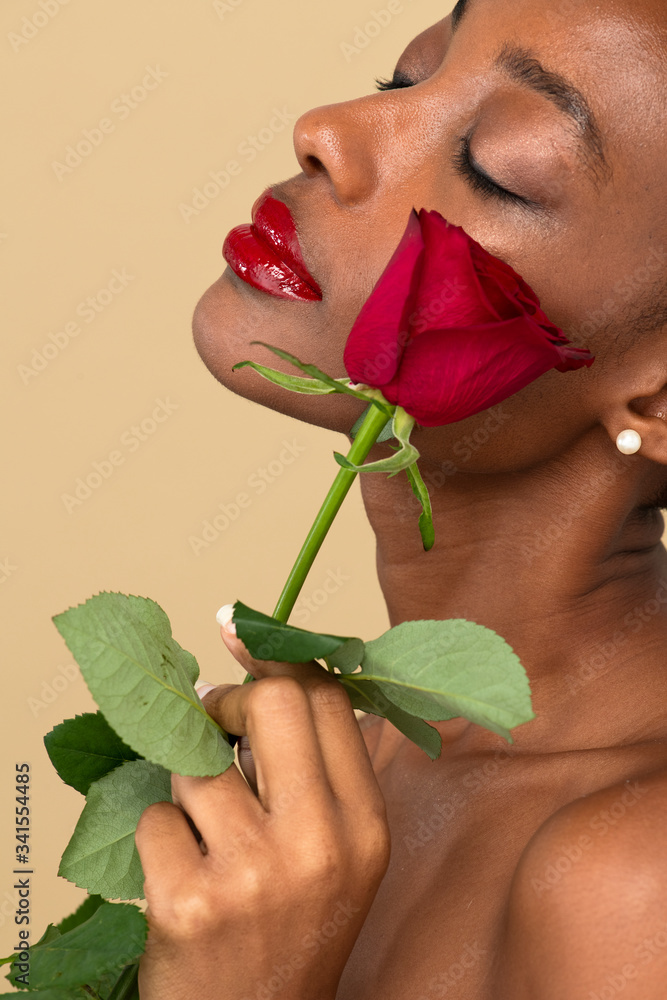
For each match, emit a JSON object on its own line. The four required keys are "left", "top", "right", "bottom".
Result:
{"left": 135, "top": 801, "right": 204, "bottom": 895}
{"left": 218, "top": 619, "right": 327, "bottom": 682}
{"left": 170, "top": 757, "right": 266, "bottom": 853}
{"left": 203, "top": 659, "right": 382, "bottom": 816}
{"left": 218, "top": 626, "right": 386, "bottom": 812}
{"left": 200, "top": 678, "right": 333, "bottom": 816}
{"left": 237, "top": 735, "right": 258, "bottom": 795}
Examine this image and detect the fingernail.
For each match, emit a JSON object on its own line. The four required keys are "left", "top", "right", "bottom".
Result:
{"left": 216, "top": 604, "right": 237, "bottom": 634}
{"left": 195, "top": 682, "right": 216, "bottom": 699}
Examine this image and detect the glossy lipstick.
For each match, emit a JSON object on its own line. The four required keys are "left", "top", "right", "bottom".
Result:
{"left": 222, "top": 190, "right": 322, "bottom": 302}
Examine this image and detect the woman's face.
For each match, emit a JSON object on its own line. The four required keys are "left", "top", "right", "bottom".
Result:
{"left": 193, "top": 0, "right": 667, "bottom": 473}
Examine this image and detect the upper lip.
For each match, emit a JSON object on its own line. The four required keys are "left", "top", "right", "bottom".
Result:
{"left": 250, "top": 189, "right": 322, "bottom": 296}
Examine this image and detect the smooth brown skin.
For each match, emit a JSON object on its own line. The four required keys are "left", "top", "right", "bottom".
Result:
{"left": 136, "top": 1, "right": 667, "bottom": 996}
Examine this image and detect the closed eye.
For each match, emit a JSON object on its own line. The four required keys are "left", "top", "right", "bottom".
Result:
{"left": 375, "top": 69, "right": 417, "bottom": 91}
{"left": 453, "top": 137, "right": 538, "bottom": 209}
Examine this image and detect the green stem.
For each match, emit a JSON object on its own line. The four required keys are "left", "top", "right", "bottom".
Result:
{"left": 241, "top": 401, "right": 391, "bottom": 684}
{"left": 106, "top": 962, "right": 140, "bottom": 1000}
{"left": 273, "top": 402, "right": 391, "bottom": 622}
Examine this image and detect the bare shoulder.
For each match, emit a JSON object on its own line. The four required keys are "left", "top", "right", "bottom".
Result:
{"left": 496, "top": 763, "right": 667, "bottom": 999}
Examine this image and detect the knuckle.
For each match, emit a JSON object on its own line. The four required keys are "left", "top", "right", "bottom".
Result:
{"left": 294, "top": 836, "right": 341, "bottom": 886}
{"left": 229, "top": 859, "right": 267, "bottom": 904}
{"left": 307, "top": 678, "right": 352, "bottom": 715}
{"left": 201, "top": 683, "right": 237, "bottom": 712}
{"left": 155, "top": 887, "right": 219, "bottom": 940}
{"left": 247, "top": 675, "right": 306, "bottom": 716}
{"left": 362, "top": 819, "right": 392, "bottom": 876}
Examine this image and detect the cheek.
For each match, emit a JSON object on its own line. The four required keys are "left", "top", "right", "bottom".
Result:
{"left": 415, "top": 367, "right": 597, "bottom": 475}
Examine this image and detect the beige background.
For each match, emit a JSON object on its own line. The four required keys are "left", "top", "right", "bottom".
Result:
{"left": 1, "top": 0, "right": 454, "bottom": 963}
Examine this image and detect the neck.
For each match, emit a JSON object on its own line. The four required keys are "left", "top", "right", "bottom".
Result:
{"left": 359, "top": 427, "right": 667, "bottom": 755}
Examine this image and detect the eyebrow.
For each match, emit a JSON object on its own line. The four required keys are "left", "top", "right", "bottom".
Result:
{"left": 494, "top": 43, "right": 610, "bottom": 181}
{"left": 451, "top": 0, "right": 471, "bottom": 30}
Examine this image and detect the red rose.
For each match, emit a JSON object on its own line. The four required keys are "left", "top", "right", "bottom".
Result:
{"left": 343, "top": 210, "right": 594, "bottom": 428}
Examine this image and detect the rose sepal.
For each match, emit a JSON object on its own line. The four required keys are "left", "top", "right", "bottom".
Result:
{"left": 334, "top": 406, "right": 420, "bottom": 477}
{"left": 405, "top": 460, "right": 435, "bottom": 551}
{"left": 238, "top": 342, "right": 393, "bottom": 415}
{"left": 231, "top": 359, "right": 348, "bottom": 396}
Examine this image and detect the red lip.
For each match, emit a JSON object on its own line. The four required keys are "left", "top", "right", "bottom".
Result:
{"left": 222, "top": 190, "right": 322, "bottom": 302}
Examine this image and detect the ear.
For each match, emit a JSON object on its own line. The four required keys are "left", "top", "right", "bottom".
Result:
{"left": 602, "top": 384, "right": 667, "bottom": 464}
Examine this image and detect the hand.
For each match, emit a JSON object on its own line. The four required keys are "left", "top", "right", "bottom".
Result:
{"left": 135, "top": 622, "right": 391, "bottom": 1000}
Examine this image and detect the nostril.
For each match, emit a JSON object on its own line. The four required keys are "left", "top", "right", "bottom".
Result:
{"left": 304, "top": 153, "right": 325, "bottom": 174}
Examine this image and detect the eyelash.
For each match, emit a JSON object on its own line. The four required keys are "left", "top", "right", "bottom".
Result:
{"left": 375, "top": 71, "right": 416, "bottom": 91}
{"left": 377, "top": 77, "right": 534, "bottom": 208}
{"left": 453, "top": 137, "right": 525, "bottom": 205}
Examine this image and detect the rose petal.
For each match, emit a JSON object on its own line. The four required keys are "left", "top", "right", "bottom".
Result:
{"left": 386, "top": 318, "right": 588, "bottom": 427}
{"left": 344, "top": 211, "right": 425, "bottom": 387}
{"left": 416, "top": 212, "right": 499, "bottom": 328}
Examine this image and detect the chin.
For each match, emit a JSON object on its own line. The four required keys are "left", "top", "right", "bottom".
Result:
{"left": 191, "top": 268, "right": 366, "bottom": 435}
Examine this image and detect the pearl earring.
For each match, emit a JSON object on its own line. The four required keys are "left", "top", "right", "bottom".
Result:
{"left": 616, "top": 429, "right": 642, "bottom": 455}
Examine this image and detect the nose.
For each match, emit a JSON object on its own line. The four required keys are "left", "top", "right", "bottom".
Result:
{"left": 292, "top": 96, "right": 384, "bottom": 207}
{"left": 292, "top": 20, "right": 452, "bottom": 210}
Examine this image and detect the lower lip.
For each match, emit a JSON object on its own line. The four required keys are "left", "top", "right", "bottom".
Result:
{"left": 223, "top": 224, "right": 322, "bottom": 303}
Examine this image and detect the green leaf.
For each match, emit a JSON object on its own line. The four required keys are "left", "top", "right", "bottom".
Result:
{"left": 1, "top": 922, "right": 63, "bottom": 976}
{"left": 10, "top": 904, "right": 145, "bottom": 994}
{"left": 405, "top": 462, "right": 435, "bottom": 551}
{"left": 350, "top": 405, "right": 395, "bottom": 443}
{"left": 325, "top": 641, "right": 364, "bottom": 674}
{"left": 340, "top": 675, "right": 442, "bottom": 760}
{"left": 249, "top": 342, "right": 392, "bottom": 413}
{"left": 334, "top": 406, "right": 419, "bottom": 476}
{"left": 0, "top": 991, "right": 90, "bottom": 999}
{"left": 45, "top": 714, "right": 141, "bottom": 796}
{"left": 59, "top": 760, "right": 171, "bottom": 900}
{"left": 57, "top": 895, "right": 106, "bottom": 936}
{"left": 6, "top": 903, "right": 145, "bottom": 993}
{"left": 358, "top": 620, "right": 534, "bottom": 742}
{"left": 33, "top": 924, "right": 62, "bottom": 949}
{"left": 53, "top": 592, "right": 234, "bottom": 777}
{"left": 232, "top": 360, "right": 343, "bottom": 395}
{"left": 105, "top": 962, "right": 140, "bottom": 1000}
{"left": 233, "top": 601, "right": 364, "bottom": 666}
